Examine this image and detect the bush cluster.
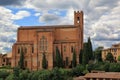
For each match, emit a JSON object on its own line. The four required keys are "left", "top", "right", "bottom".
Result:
{"left": 1, "top": 62, "right": 120, "bottom": 80}
{"left": 87, "top": 62, "right": 120, "bottom": 72}
{"left": 0, "top": 64, "right": 87, "bottom": 80}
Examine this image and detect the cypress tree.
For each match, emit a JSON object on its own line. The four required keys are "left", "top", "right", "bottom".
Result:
{"left": 79, "top": 49, "right": 83, "bottom": 64}
{"left": 13, "top": 67, "right": 20, "bottom": 80}
{"left": 55, "top": 47, "right": 63, "bottom": 68}
{"left": 82, "top": 43, "right": 89, "bottom": 65}
{"left": 19, "top": 47, "right": 24, "bottom": 69}
{"left": 42, "top": 53, "right": 48, "bottom": 69}
{"left": 87, "top": 37, "right": 93, "bottom": 60}
{"left": 72, "top": 48, "right": 77, "bottom": 67}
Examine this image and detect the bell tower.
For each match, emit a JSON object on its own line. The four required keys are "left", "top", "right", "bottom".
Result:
{"left": 74, "top": 11, "right": 83, "bottom": 27}
{"left": 74, "top": 11, "right": 84, "bottom": 49}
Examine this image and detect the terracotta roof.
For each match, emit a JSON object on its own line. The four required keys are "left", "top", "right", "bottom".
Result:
{"left": 19, "top": 25, "right": 77, "bottom": 30}
{"left": 74, "top": 76, "right": 85, "bottom": 80}
{"left": 84, "top": 72, "right": 120, "bottom": 79}
{"left": 112, "top": 43, "right": 120, "bottom": 46}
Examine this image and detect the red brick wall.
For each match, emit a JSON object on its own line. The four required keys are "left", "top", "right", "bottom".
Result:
{"left": 12, "top": 11, "right": 84, "bottom": 70}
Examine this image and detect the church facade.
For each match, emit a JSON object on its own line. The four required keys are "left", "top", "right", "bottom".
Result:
{"left": 11, "top": 11, "right": 84, "bottom": 70}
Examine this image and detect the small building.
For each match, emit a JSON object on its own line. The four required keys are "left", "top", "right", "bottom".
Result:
{"left": 75, "top": 71, "right": 120, "bottom": 80}
{"left": 84, "top": 72, "right": 120, "bottom": 80}
{"left": 0, "top": 52, "right": 12, "bottom": 67}
{"left": 102, "top": 43, "right": 120, "bottom": 61}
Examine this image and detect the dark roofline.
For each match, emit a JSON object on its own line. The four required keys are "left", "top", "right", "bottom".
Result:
{"left": 18, "top": 25, "right": 77, "bottom": 30}
{"left": 112, "top": 43, "right": 120, "bottom": 46}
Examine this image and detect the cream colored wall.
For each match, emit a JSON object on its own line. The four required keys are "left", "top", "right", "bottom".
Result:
{"left": 102, "top": 47, "right": 120, "bottom": 61}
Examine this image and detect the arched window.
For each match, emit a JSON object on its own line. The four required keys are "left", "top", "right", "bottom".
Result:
{"left": 40, "top": 36, "right": 48, "bottom": 51}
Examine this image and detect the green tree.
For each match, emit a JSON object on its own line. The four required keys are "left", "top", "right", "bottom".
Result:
{"left": 118, "top": 56, "right": 120, "bottom": 61}
{"left": 13, "top": 67, "right": 20, "bottom": 80}
{"left": 0, "top": 70, "right": 10, "bottom": 80}
{"left": 109, "top": 63, "right": 120, "bottom": 72}
{"left": 106, "top": 52, "right": 114, "bottom": 62}
{"left": 72, "top": 49, "right": 77, "bottom": 67}
{"left": 94, "top": 47, "right": 103, "bottom": 62}
{"left": 5, "top": 74, "right": 14, "bottom": 80}
{"left": 19, "top": 70, "right": 29, "bottom": 80}
{"left": 87, "top": 37, "right": 93, "bottom": 60}
{"left": 71, "top": 64, "right": 85, "bottom": 77}
{"left": 79, "top": 49, "right": 83, "bottom": 64}
{"left": 19, "top": 48, "right": 24, "bottom": 69}
{"left": 27, "top": 71, "right": 34, "bottom": 80}
{"left": 42, "top": 53, "right": 48, "bottom": 69}
{"left": 65, "top": 57, "right": 69, "bottom": 66}
{"left": 53, "top": 52, "right": 56, "bottom": 67}
{"left": 87, "top": 63, "right": 94, "bottom": 72}
{"left": 31, "top": 71, "right": 40, "bottom": 80}
{"left": 82, "top": 43, "right": 89, "bottom": 65}
{"left": 103, "top": 62, "right": 110, "bottom": 72}
{"left": 55, "top": 47, "right": 63, "bottom": 68}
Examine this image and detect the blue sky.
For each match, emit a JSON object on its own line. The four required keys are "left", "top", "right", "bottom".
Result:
{"left": 0, "top": 0, "right": 120, "bottom": 53}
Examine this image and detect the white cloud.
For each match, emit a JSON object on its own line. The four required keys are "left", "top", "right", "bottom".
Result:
{"left": 25, "top": 0, "right": 80, "bottom": 11}
{"left": 0, "top": 6, "right": 32, "bottom": 53}
{"left": 11, "top": 10, "right": 31, "bottom": 20}
{"left": 39, "top": 8, "right": 74, "bottom": 25}
{"left": 34, "top": 13, "right": 41, "bottom": 16}
{"left": 0, "top": 0, "right": 120, "bottom": 53}
{"left": 0, "top": 7, "right": 19, "bottom": 53}
{"left": 39, "top": 13, "right": 61, "bottom": 24}
{"left": 32, "top": 0, "right": 120, "bottom": 49}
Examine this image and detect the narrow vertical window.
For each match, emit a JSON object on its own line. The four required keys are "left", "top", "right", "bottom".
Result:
{"left": 71, "top": 46, "right": 74, "bottom": 53}
{"left": 77, "top": 17, "right": 80, "bottom": 23}
{"left": 18, "top": 47, "right": 20, "bottom": 54}
{"left": 32, "top": 45, "right": 34, "bottom": 53}
{"left": 25, "top": 61, "right": 27, "bottom": 67}
{"left": 40, "top": 36, "right": 48, "bottom": 51}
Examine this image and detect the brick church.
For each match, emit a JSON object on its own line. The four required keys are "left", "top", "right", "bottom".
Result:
{"left": 11, "top": 11, "right": 84, "bottom": 70}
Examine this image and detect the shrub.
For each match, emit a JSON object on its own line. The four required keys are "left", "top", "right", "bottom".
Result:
{"left": 27, "top": 71, "right": 34, "bottom": 80}
{"left": 109, "top": 63, "right": 120, "bottom": 72}
{"left": 5, "top": 74, "right": 14, "bottom": 80}
{"left": 38, "top": 70, "right": 51, "bottom": 80}
{"left": 0, "top": 70, "right": 10, "bottom": 80}
{"left": 19, "top": 70, "right": 29, "bottom": 80}
{"left": 71, "top": 64, "right": 85, "bottom": 77}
